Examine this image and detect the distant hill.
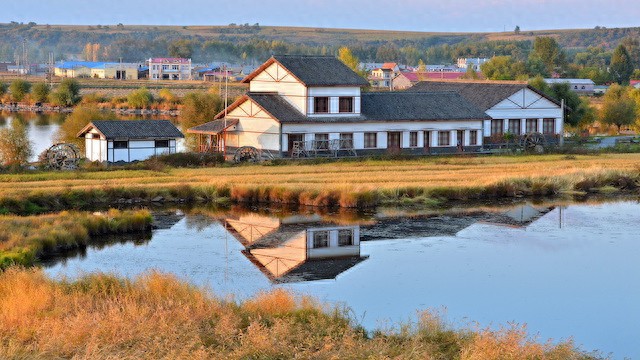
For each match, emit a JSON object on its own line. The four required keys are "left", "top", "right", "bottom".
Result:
{"left": 1, "top": 22, "right": 639, "bottom": 64}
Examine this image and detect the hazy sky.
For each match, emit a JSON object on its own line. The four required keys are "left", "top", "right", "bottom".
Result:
{"left": 2, "top": 0, "right": 639, "bottom": 32}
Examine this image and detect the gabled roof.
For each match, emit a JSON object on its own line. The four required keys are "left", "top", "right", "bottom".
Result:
{"left": 242, "top": 55, "right": 369, "bottom": 87}
{"left": 410, "top": 81, "right": 561, "bottom": 111}
{"left": 77, "top": 120, "right": 184, "bottom": 139}
{"left": 187, "top": 119, "right": 239, "bottom": 135}
{"left": 217, "top": 91, "right": 488, "bottom": 124}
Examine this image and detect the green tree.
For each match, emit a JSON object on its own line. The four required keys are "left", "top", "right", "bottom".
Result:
{"left": 51, "top": 79, "right": 81, "bottom": 107}
{"left": 461, "top": 65, "right": 479, "bottom": 80}
{"left": 480, "top": 56, "right": 526, "bottom": 80}
{"left": 180, "top": 92, "right": 224, "bottom": 150}
{"left": 9, "top": 79, "right": 31, "bottom": 102}
{"left": 514, "top": 25, "right": 520, "bottom": 35}
{"left": 375, "top": 43, "right": 400, "bottom": 62}
{"left": 0, "top": 120, "right": 32, "bottom": 167}
{"left": 31, "top": 82, "right": 50, "bottom": 103}
{"left": 599, "top": 84, "right": 637, "bottom": 133}
{"left": 168, "top": 39, "right": 194, "bottom": 59}
{"left": 620, "top": 37, "right": 640, "bottom": 69}
{"left": 0, "top": 82, "right": 8, "bottom": 99}
{"left": 529, "top": 78, "right": 589, "bottom": 127}
{"left": 631, "top": 69, "right": 640, "bottom": 80}
{"left": 127, "top": 87, "right": 154, "bottom": 109}
{"left": 56, "top": 105, "right": 109, "bottom": 151}
{"left": 530, "top": 37, "right": 566, "bottom": 75}
{"left": 610, "top": 44, "right": 634, "bottom": 84}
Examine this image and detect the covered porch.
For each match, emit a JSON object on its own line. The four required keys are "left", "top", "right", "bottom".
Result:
{"left": 186, "top": 118, "right": 239, "bottom": 154}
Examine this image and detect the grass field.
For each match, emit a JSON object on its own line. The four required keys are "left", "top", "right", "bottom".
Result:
{"left": 0, "top": 268, "right": 598, "bottom": 359}
{"left": 1, "top": 154, "right": 639, "bottom": 213}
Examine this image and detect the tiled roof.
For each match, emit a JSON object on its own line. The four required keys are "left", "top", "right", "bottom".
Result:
{"left": 78, "top": 120, "right": 184, "bottom": 139}
{"left": 149, "top": 58, "right": 190, "bottom": 63}
{"left": 220, "top": 91, "right": 489, "bottom": 124}
{"left": 242, "top": 55, "right": 369, "bottom": 87}
{"left": 187, "top": 119, "right": 239, "bottom": 134}
{"left": 410, "top": 81, "right": 560, "bottom": 110}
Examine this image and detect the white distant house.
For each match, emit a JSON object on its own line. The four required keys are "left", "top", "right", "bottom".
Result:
{"left": 148, "top": 58, "right": 192, "bottom": 80}
{"left": 77, "top": 120, "right": 184, "bottom": 162}
{"left": 544, "top": 78, "right": 595, "bottom": 95}
{"left": 188, "top": 55, "right": 489, "bottom": 158}
{"left": 457, "top": 58, "right": 490, "bottom": 71}
{"left": 411, "top": 81, "right": 565, "bottom": 146}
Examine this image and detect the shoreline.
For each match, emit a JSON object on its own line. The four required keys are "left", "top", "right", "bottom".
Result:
{"left": 0, "top": 103, "right": 180, "bottom": 116}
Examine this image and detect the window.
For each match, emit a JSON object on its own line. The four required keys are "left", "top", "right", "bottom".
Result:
{"left": 491, "top": 119, "right": 504, "bottom": 135}
{"left": 364, "top": 132, "right": 377, "bottom": 148}
{"left": 526, "top": 119, "right": 538, "bottom": 133}
{"left": 508, "top": 119, "right": 521, "bottom": 135}
{"left": 162, "top": 64, "right": 169, "bottom": 70}
{"left": 339, "top": 133, "right": 353, "bottom": 149}
{"left": 91, "top": 133, "right": 101, "bottom": 139}
{"left": 155, "top": 140, "right": 169, "bottom": 148}
{"left": 543, "top": 119, "right": 555, "bottom": 134}
{"left": 315, "top": 133, "right": 329, "bottom": 150}
{"left": 438, "top": 131, "right": 450, "bottom": 146}
{"left": 338, "top": 229, "right": 354, "bottom": 246}
{"left": 172, "top": 65, "right": 179, "bottom": 70}
{"left": 314, "top": 97, "right": 329, "bottom": 113}
{"left": 470, "top": 130, "right": 478, "bottom": 145}
{"left": 313, "top": 231, "right": 329, "bottom": 248}
{"left": 113, "top": 141, "right": 128, "bottom": 149}
{"left": 339, "top": 97, "right": 354, "bottom": 113}
{"left": 409, "top": 131, "right": 418, "bottom": 147}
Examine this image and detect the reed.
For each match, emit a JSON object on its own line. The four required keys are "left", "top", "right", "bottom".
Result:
{"left": 0, "top": 268, "right": 601, "bottom": 359}
{"left": 0, "top": 209, "right": 153, "bottom": 269}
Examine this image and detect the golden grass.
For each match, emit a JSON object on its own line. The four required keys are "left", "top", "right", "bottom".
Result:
{"left": 1, "top": 154, "right": 639, "bottom": 212}
{"left": 0, "top": 210, "right": 152, "bottom": 269}
{"left": 0, "top": 268, "right": 599, "bottom": 359}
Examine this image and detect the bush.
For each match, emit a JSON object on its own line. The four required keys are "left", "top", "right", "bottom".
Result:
{"left": 56, "top": 105, "right": 110, "bottom": 151}
{"left": 9, "top": 79, "right": 31, "bottom": 102}
{"left": 31, "top": 82, "right": 50, "bottom": 103}
{"left": 147, "top": 152, "right": 225, "bottom": 167}
{"left": 127, "top": 87, "right": 154, "bottom": 109}
{"left": 0, "top": 120, "right": 32, "bottom": 166}
{"left": 50, "top": 78, "right": 81, "bottom": 106}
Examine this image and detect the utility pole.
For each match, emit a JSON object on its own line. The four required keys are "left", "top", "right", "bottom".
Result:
{"left": 22, "top": 39, "right": 28, "bottom": 77}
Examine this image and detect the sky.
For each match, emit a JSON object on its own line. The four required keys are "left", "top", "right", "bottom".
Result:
{"left": 1, "top": 0, "right": 639, "bottom": 33}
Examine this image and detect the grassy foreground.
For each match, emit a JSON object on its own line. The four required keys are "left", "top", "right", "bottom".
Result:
{"left": 0, "top": 268, "right": 598, "bottom": 359}
{"left": 0, "top": 210, "right": 152, "bottom": 269}
{"left": 1, "top": 154, "right": 639, "bottom": 213}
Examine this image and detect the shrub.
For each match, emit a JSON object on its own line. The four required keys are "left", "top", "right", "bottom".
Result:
{"left": 0, "top": 120, "right": 32, "bottom": 167}
{"left": 50, "top": 78, "right": 81, "bottom": 106}
{"left": 127, "top": 87, "right": 154, "bottom": 109}
{"left": 9, "top": 79, "right": 31, "bottom": 102}
{"left": 146, "top": 152, "right": 225, "bottom": 167}
{"left": 31, "top": 82, "right": 50, "bottom": 103}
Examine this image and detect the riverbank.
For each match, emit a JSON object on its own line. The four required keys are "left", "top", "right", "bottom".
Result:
{"left": 0, "top": 103, "right": 180, "bottom": 117}
{"left": 0, "top": 210, "right": 152, "bottom": 269}
{"left": 0, "top": 154, "right": 639, "bottom": 214}
{"left": 0, "top": 268, "right": 599, "bottom": 359}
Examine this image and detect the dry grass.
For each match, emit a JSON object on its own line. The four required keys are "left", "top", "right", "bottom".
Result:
{"left": 0, "top": 268, "right": 599, "bottom": 359}
{"left": 0, "top": 154, "right": 639, "bottom": 212}
{"left": 0, "top": 210, "right": 152, "bottom": 268}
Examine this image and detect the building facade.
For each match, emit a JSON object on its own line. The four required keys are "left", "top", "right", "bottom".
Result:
{"left": 148, "top": 58, "right": 192, "bottom": 80}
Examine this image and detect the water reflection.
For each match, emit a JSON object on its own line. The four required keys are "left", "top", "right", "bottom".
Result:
{"left": 43, "top": 199, "right": 640, "bottom": 359}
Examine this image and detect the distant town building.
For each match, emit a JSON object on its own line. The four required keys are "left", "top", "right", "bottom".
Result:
{"left": 54, "top": 61, "right": 141, "bottom": 79}
{"left": 544, "top": 78, "right": 595, "bottom": 95}
{"left": 148, "top": 58, "right": 192, "bottom": 80}
{"left": 369, "top": 63, "right": 400, "bottom": 88}
{"left": 456, "top": 58, "right": 489, "bottom": 71}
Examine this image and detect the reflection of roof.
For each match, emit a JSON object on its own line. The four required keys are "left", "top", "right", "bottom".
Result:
{"left": 410, "top": 81, "right": 561, "bottom": 110}
{"left": 77, "top": 120, "right": 184, "bottom": 139}
{"left": 480, "top": 204, "right": 554, "bottom": 228}
{"left": 272, "top": 256, "right": 368, "bottom": 283}
{"left": 361, "top": 214, "right": 482, "bottom": 241}
{"left": 216, "top": 91, "right": 488, "bottom": 124}
{"left": 242, "top": 55, "right": 369, "bottom": 87}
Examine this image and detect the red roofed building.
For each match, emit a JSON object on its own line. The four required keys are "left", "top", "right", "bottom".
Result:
{"left": 393, "top": 71, "right": 467, "bottom": 89}
{"left": 148, "top": 57, "right": 192, "bottom": 80}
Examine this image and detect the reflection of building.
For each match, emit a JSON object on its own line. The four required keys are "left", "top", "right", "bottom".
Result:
{"left": 479, "top": 203, "right": 555, "bottom": 228}
{"left": 224, "top": 213, "right": 367, "bottom": 283}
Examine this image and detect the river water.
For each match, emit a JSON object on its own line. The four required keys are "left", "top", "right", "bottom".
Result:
{"left": 44, "top": 200, "right": 640, "bottom": 359}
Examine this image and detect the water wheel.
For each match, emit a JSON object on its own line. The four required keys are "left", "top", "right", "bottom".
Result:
{"left": 521, "top": 132, "right": 546, "bottom": 154}
{"left": 46, "top": 143, "right": 81, "bottom": 170}
{"left": 233, "top": 146, "right": 260, "bottom": 163}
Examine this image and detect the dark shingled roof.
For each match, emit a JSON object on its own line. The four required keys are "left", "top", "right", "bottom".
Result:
{"left": 410, "top": 81, "right": 561, "bottom": 111}
{"left": 187, "top": 119, "right": 239, "bottom": 134}
{"left": 243, "top": 55, "right": 369, "bottom": 87}
{"left": 244, "top": 91, "right": 488, "bottom": 124}
{"left": 78, "top": 120, "right": 184, "bottom": 139}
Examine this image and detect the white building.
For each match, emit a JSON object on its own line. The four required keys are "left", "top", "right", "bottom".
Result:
{"left": 148, "top": 58, "right": 192, "bottom": 80}
{"left": 188, "top": 55, "right": 489, "bottom": 157}
{"left": 411, "top": 81, "right": 565, "bottom": 145}
{"left": 544, "top": 78, "right": 595, "bottom": 95}
{"left": 77, "top": 120, "right": 184, "bottom": 163}
{"left": 457, "top": 58, "right": 490, "bottom": 71}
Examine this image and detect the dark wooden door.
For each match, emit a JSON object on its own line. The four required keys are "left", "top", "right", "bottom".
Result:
{"left": 387, "top": 132, "right": 401, "bottom": 149}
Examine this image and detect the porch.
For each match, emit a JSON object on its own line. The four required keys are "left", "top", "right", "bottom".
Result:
{"left": 186, "top": 118, "right": 239, "bottom": 154}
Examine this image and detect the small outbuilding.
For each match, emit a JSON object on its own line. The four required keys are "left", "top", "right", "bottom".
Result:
{"left": 77, "top": 120, "right": 184, "bottom": 163}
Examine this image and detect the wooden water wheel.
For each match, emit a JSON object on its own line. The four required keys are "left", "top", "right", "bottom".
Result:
{"left": 521, "top": 132, "right": 546, "bottom": 154}
{"left": 46, "top": 143, "right": 81, "bottom": 170}
{"left": 233, "top": 146, "right": 260, "bottom": 163}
